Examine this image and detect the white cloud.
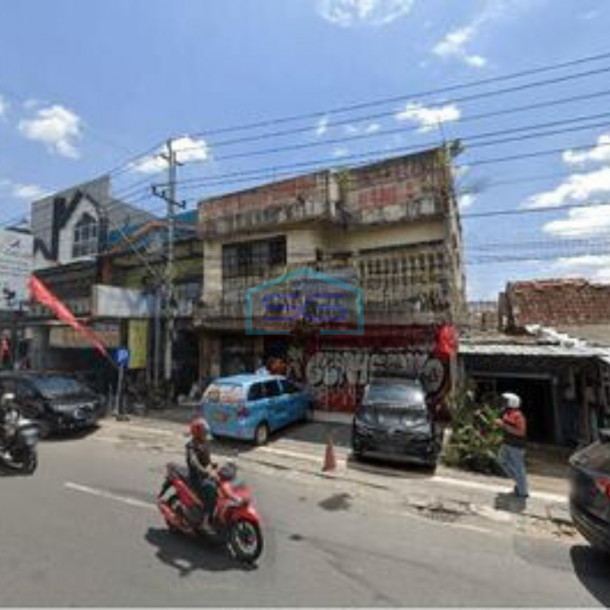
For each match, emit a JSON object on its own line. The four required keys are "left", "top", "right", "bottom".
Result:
{"left": 344, "top": 122, "right": 381, "bottom": 135}
{"left": 315, "top": 115, "right": 330, "bottom": 138}
{"left": 563, "top": 133, "right": 610, "bottom": 166}
{"left": 395, "top": 102, "right": 461, "bottom": 132}
{"left": 433, "top": 24, "right": 488, "bottom": 68}
{"left": 130, "top": 136, "right": 209, "bottom": 174}
{"left": 0, "top": 94, "right": 7, "bottom": 117}
{"left": 543, "top": 205, "right": 610, "bottom": 238}
{"left": 316, "top": 0, "right": 414, "bottom": 28}
{"left": 18, "top": 104, "right": 82, "bottom": 158}
{"left": 553, "top": 254, "right": 610, "bottom": 283}
{"left": 458, "top": 193, "right": 476, "bottom": 209}
{"left": 0, "top": 178, "right": 46, "bottom": 200}
{"left": 430, "top": 0, "right": 514, "bottom": 69}
{"left": 524, "top": 167, "right": 610, "bottom": 209}
{"left": 464, "top": 54, "right": 487, "bottom": 68}
{"left": 11, "top": 183, "right": 47, "bottom": 200}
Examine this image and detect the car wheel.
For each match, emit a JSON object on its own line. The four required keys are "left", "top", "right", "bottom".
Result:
{"left": 254, "top": 423, "right": 270, "bottom": 446}
{"left": 352, "top": 437, "right": 364, "bottom": 461}
{"left": 425, "top": 461, "right": 438, "bottom": 474}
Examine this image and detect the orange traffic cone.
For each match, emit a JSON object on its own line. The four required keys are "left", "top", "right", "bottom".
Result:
{"left": 322, "top": 431, "right": 337, "bottom": 472}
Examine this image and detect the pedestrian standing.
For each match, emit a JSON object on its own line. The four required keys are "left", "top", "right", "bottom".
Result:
{"left": 496, "top": 392, "right": 529, "bottom": 499}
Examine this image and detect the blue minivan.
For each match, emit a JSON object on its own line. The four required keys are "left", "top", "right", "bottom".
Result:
{"left": 201, "top": 374, "right": 311, "bottom": 445}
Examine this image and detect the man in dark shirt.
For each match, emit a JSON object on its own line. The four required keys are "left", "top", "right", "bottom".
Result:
{"left": 496, "top": 393, "right": 529, "bottom": 499}
{"left": 187, "top": 418, "right": 218, "bottom": 533}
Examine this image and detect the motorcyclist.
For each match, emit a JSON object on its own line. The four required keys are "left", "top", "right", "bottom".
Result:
{"left": 186, "top": 417, "right": 218, "bottom": 534}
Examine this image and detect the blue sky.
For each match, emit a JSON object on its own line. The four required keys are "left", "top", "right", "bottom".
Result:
{"left": 1, "top": 0, "right": 610, "bottom": 299}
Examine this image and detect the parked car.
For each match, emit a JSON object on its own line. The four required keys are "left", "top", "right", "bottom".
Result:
{"left": 352, "top": 377, "right": 442, "bottom": 469}
{"left": 201, "top": 374, "right": 310, "bottom": 445}
{"left": 569, "top": 430, "right": 610, "bottom": 554}
{"left": 0, "top": 371, "right": 106, "bottom": 437}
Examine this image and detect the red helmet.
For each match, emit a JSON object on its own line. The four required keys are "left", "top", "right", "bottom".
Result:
{"left": 190, "top": 417, "right": 210, "bottom": 441}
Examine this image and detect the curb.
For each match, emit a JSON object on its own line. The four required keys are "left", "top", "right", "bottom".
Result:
{"left": 99, "top": 418, "right": 572, "bottom": 528}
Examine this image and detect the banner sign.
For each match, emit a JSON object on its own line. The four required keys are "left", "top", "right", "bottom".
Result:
{"left": 128, "top": 319, "right": 149, "bottom": 369}
{"left": 92, "top": 285, "right": 156, "bottom": 319}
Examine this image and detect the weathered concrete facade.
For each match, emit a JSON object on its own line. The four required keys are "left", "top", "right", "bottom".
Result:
{"left": 196, "top": 148, "right": 465, "bottom": 417}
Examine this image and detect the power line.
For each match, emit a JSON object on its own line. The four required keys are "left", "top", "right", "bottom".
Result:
{"left": 172, "top": 109, "right": 610, "bottom": 173}
{"left": 187, "top": 50, "right": 610, "bottom": 138}
{"left": 463, "top": 200, "right": 610, "bottom": 219}
{"left": 153, "top": 130, "right": 610, "bottom": 198}
{"left": 177, "top": 69, "right": 610, "bottom": 155}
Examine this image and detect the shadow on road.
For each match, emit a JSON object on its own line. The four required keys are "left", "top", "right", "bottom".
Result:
{"left": 145, "top": 527, "right": 257, "bottom": 576}
{"left": 43, "top": 426, "right": 100, "bottom": 443}
{"left": 346, "top": 454, "right": 436, "bottom": 480}
{"left": 0, "top": 463, "right": 27, "bottom": 477}
{"left": 570, "top": 545, "right": 610, "bottom": 606}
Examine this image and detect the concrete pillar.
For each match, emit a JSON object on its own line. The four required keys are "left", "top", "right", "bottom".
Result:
{"left": 199, "top": 331, "right": 221, "bottom": 379}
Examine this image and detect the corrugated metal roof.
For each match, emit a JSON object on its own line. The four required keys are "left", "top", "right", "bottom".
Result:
{"left": 459, "top": 342, "right": 610, "bottom": 359}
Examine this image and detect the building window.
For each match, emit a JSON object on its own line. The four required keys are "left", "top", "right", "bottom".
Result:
{"left": 222, "top": 236, "right": 287, "bottom": 279}
{"left": 73, "top": 213, "right": 99, "bottom": 258}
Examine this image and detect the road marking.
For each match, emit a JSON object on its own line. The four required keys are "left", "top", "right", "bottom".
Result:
{"left": 64, "top": 482, "right": 156, "bottom": 511}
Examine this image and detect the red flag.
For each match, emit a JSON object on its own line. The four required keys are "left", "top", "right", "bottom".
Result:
{"left": 29, "top": 276, "right": 108, "bottom": 357}
{"left": 435, "top": 324, "right": 458, "bottom": 360}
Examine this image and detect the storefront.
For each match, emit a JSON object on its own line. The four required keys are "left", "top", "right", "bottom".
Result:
{"left": 263, "top": 324, "right": 457, "bottom": 421}
{"left": 461, "top": 342, "right": 610, "bottom": 446}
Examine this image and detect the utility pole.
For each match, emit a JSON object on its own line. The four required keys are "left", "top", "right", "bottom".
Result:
{"left": 152, "top": 139, "right": 185, "bottom": 400}
{"left": 164, "top": 138, "right": 177, "bottom": 388}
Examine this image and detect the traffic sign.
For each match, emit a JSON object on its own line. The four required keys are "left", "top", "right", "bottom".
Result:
{"left": 115, "top": 347, "right": 130, "bottom": 368}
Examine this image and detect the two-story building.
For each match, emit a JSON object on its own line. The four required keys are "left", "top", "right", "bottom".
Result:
{"left": 97, "top": 210, "right": 203, "bottom": 396}
{"left": 197, "top": 147, "right": 465, "bottom": 420}
{"left": 26, "top": 176, "right": 153, "bottom": 386}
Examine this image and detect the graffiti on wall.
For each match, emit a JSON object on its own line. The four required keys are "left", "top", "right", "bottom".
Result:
{"left": 267, "top": 323, "right": 457, "bottom": 414}
{"left": 305, "top": 349, "right": 446, "bottom": 394}
{"left": 284, "top": 346, "right": 449, "bottom": 413}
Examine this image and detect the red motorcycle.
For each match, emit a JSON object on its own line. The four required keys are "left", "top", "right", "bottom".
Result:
{"left": 157, "top": 461, "right": 264, "bottom": 564}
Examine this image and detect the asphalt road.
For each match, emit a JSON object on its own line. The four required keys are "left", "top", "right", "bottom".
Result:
{"left": 0, "top": 429, "right": 608, "bottom": 607}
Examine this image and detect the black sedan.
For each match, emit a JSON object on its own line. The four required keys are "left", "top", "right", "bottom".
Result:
{"left": 352, "top": 378, "right": 442, "bottom": 469}
{"left": 0, "top": 372, "right": 106, "bottom": 437}
{"left": 569, "top": 429, "right": 610, "bottom": 554}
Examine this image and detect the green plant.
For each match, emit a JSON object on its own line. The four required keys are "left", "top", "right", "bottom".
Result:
{"left": 442, "top": 393, "right": 504, "bottom": 475}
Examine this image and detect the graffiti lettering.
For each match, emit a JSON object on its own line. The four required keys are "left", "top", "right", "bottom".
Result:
{"left": 304, "top": 349, "right": 447, "bottom": 395}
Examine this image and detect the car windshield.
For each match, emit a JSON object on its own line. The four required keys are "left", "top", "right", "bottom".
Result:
{"left": 364, "top": 383, "right": 426, "bottom": 410}
{"left": 32, "top": 376, "right": 90, "bottom": 399}
{"left": 203, "top": 383, "right": 245, "bottom": 404}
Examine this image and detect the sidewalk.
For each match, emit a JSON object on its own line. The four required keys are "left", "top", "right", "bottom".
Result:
{"left": 101, "top": 410, "right": 572, "bottom": 528}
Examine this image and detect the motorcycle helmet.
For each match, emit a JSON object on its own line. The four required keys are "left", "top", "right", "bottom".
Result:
{"left": 501, "top": 392, "right": 521, "bottom": 409}
{"left": 190, "top": 417, "right": 210, "bottom": 441}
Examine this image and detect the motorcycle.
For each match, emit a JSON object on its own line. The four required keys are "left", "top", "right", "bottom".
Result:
{"left": 0, "top": 393, "right": 39, "bottom": 474}
{"left": 157, "top": 461, "right": 264, "bottom": 564}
